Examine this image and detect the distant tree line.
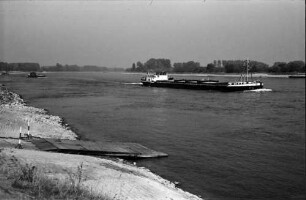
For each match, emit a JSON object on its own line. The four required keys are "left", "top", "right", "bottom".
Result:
{"left": 268, "top": 61, "right": 305, "bottom": 73}
{"left": 127, "top": 58, "right": 172, "bottom": 72}
{"left": 41, "top": 63, "right": 109, "bottom": 72}
{"left": 0, "top": 62, "right": 40, "bottom": 72}
{"left": 1, "top": 60, "right": 304, "bottom": 74}
{"left": 0, "top": 62, "right": 125, "bottom": 72}
{"left": 173, "top": 61, "right": 204, "bottom": 73}
{"left": 126, "top": 58, "right": 305, "bottom": 74}
{"left": 222, "top": 60, "right": 269, "bottom": 73}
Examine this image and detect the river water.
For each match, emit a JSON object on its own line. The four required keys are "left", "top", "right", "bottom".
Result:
{"left": 1, "top": 72, "right": 305, "bottom": 199}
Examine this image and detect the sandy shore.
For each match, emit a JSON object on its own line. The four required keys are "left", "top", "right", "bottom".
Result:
{"left": 0, "top": 85, "right": 202, "bottom": 200}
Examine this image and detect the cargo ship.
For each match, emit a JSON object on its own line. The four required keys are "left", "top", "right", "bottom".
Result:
{"left": 141, "top": 62, "right": 264, "bottom": 92}
{"left": 288, "top": 73, "right": 305, "bottom": 78}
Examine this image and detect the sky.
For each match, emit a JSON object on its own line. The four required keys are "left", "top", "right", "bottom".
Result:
{"left": 0, "top": 0, "right": 305, "bottom": 68}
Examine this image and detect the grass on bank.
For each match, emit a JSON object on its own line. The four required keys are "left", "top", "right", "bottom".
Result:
{"left": 0, "top": 160, "right": 109, "bottom": 200}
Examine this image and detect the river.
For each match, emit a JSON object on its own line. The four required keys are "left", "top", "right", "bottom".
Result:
{"left": 1, "top": 72, "right": 305, "bottom": 199}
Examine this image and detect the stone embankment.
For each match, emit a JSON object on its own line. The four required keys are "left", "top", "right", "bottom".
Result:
{"left": 0, "top": 85, "right": 77, "bottom": 140}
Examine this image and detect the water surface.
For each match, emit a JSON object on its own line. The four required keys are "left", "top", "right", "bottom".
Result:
{"left": 2, "top": 72, "right": 305, "bottom": 199}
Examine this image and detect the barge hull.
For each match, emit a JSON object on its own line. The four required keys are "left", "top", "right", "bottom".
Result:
{"left": 142, "top": 81, "right": 263, "bottom": 92}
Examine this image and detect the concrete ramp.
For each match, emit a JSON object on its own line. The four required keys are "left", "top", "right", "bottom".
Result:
{"left": 32, "top": 138, "right": 168, "bottom": 158}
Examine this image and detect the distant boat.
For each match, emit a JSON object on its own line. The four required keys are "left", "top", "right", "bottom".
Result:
{"left": 141, "top": 61, "right": 264, "bottom": 92}
{"left": 27, "top": 72, "right": 46, "bottom": 78}
{"left": 288, "top": 73, "right": 305, "bottom": 78}
{"left": 1, "top": 71, "right": 9, "bottom": 76}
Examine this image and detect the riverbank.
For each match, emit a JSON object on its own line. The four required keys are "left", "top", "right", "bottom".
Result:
{"left": 3, "top": 71, "right": 295, "bottom": 79}
{"left": 123, "top": 72, "right": 291, "bottom": 78}
{"left": 0, "top": 85, "right": 77, "bottom": 140}
{"left": 0, "top": 85, "right": 202, "bottom": 200}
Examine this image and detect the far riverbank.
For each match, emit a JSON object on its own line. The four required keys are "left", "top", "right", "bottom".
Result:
{"left": 122, "top": 72, "right": 291, "bottom": 78}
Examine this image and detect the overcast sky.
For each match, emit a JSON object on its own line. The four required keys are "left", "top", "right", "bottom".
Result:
{"left": 0, "top": 0, "right": 304, "bottom": 68}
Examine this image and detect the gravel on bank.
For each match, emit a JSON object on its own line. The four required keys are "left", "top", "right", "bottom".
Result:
{"left": 0, "top": 85, "right": 77, "bottom": 140}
